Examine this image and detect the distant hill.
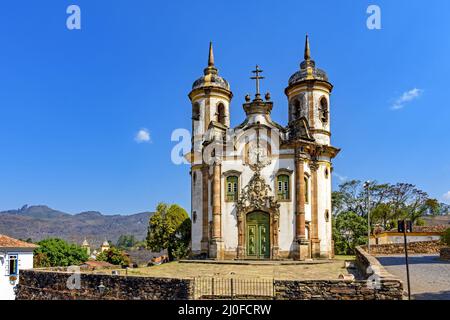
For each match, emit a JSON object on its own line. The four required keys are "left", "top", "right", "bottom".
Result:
{"left": 0, "top": 205, "right": 153, "bottom": 247}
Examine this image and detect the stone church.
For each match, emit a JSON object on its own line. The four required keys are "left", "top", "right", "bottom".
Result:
{"left": 188, "top": 36, "right": 340, "bottom": 260}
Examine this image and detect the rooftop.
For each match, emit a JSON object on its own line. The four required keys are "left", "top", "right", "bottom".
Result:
{"left": 0, "top": 234, "right": 38, "bottom": 249}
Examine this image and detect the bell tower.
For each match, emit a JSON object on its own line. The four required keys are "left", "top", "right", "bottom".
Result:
{"left": 188, "top": 42, "right": 233, "bottom": 163}
{"left": 285, "top": 35, "right": 333, "bottom": 146}
{"left": 188, "top": 43, "right": 232, "bottom": 258}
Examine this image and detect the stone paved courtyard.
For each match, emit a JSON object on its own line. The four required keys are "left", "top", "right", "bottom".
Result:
{"left": 376, "top": 254, "right": 450, "bottom": 300}
{"left": 121, "top": 257, "right": 354, "bottom": 280}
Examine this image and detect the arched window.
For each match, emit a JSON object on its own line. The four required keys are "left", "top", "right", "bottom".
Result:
{"left": 277, "top": 174, "right": 290, "bottom": 200}
{"left": 304, "top": 176, "right": 309, "bottom": 203}
{"left": 319, "top": 97, "right": 328, "bottom": 123}
{"left": 217, "top": 103, "right": 226, "bottom": 125}
{"left": 226, "top": 176, "right": 238, "bottom": 201}
{"left": 192, "top": 103, "right": 200, "bottom": 121}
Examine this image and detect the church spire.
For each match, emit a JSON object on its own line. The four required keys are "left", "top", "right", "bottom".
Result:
{"left": 208, "top": 41, "right": 215, "bottom": 66}
{"left": 304, "top": 34, "right": 311, "bottom": 60}
{"left": 204, "top": 41, "right": 218, "bottom": 75}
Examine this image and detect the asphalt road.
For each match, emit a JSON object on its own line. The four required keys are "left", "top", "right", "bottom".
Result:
{"left": 376, "top": 254, "right": 450, "bottom": 300}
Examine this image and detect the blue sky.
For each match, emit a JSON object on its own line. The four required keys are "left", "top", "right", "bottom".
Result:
{"left": 0, "top": 0, "right": 449, "bottom": 214}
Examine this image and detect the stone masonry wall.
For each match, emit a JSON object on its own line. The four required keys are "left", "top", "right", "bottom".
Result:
{"left": 17, "top": 267, "right": 403, "bottom": 300}
{"left": 274, "top": 279, "right": 403, "bottom": 300}
{"left": 16, "top": 270, "right": 193, "bottom": 300}
{"left": 362, "top": 240, "right": 445, "bottom": 255}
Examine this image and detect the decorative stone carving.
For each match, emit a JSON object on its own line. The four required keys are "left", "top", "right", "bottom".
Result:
{"left": 309, "top": 161, "right": 319, "bottom": 172}
{"left": 236, "top": 152, "right": 280, "bottom": 259}
{"left": 236, "top": 170, "right": 280, "bottom": 216}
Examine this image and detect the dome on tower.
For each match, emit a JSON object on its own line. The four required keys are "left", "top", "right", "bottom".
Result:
{"left": 192, "top": 42, "right": 230, "bottom": 91}
{"left": 288, "top": 35, "right": 329, "bottom": 86}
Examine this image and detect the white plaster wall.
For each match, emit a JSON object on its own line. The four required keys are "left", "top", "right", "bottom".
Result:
{"left": 316, "top": 161, "right": 332, "bottom": 256}
{"left": 191, "top": 168, "right": 203, "bottom": 252}
{"left": 221, "top": 160, "right": 244, "bottom": 252}
{"left": 304, "top": 163, "right": 312, "bottom": 223}
{"left": 0, "top": 251, "right": 34, "bottom": 300}
{"left": 192, "top": 98, "right": 205, "bottom": 156}
{"left": 272, "top": 158, "right": 295, "bottom": 251}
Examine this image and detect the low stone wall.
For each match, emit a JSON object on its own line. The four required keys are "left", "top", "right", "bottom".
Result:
{"left": 355, "top": 246, "right": 399, "bottom": 278}
{"left": 16, "top": 270, "right": 192, "bottom": 300}
{"left": 440, "top": 247, "right": 450, "bottom": 260}
{"left": 274, "top": 279, "right": 403, "bottom": 300}
{"left": 362, "top": 240, "right": 445, "bottom": 255}
{"left": 16, "top": 266, "right": 404, "bottom": 300}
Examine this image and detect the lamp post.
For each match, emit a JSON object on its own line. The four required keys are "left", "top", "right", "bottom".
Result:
{"left": 97, "top": 281, "right": 106, "bottom": 297}
{"left": 364, "top": 181, "right": 371, "bottom": 253}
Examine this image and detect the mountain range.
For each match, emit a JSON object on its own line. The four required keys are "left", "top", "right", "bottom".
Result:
{"left": 0, "top": 205, "right": 153, "bottom": 247}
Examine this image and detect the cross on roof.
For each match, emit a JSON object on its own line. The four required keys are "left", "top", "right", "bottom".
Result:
{"left": 250, "top": 65, "right": 264, "bottom": 98}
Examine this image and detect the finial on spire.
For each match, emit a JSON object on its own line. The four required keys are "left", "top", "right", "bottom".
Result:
{"left": 208, "top": 41, "right": 215, "bottom": 66}
{"left": 304, "top": 34, "right": 311, "bottom": 61}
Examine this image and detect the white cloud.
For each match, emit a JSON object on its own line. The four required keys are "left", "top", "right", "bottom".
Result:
{"left": 333, "top": 172, "right": 348, "bottom": 183}
{"left": 134, "top": 128, "right": 151, "bottom": 143}
{"left": 391, "top": 88, "right": 423, "bottom": 110}
{"left": 443, "top": 191, "right": 450, "bottom": 203}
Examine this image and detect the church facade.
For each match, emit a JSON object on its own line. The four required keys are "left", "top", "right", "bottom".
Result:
{"left": 188, "top": 36, "right": 340, "bottom": 260}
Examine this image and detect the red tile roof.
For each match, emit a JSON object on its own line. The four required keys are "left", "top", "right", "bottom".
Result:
{"left": 0, "top": 234, "right": 38, "bottom": 249}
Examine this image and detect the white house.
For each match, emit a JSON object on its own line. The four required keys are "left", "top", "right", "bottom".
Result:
{"left": 0, "top": 234, "right": 37, "bottom": 300}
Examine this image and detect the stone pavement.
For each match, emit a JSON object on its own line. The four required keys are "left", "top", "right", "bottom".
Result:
{"left": 376, "top": 254, "right": 450, "bottom": 300}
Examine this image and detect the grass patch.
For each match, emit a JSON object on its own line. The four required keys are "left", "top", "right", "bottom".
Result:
{"left": 334, "top": 255, "right": 356, "bottom": 261}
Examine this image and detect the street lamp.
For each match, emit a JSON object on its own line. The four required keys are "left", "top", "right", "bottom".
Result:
{"left": 97, "top": 281, "right": 106, "bottom": 296}
{"left": 363, "top": 181, "right": 371, "bottom": 253}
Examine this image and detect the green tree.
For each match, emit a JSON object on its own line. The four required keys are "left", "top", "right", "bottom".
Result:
{"left": 34, "top": 238, "right": 88, "bottom": 267}
{"left": 96, "top": 247, "right": 131, "bottom": 267}
{"left": 146, "top": 203, "right": 191, "bottom": 261}
{"left": 333, "top": 211, "right": 368, "bottom": 255}
{"left": 116, "top": 235, "right": 137, "bottom": 249}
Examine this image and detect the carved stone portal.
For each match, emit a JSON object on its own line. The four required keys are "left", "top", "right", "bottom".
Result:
{"left": 236, "top": 169, "right": 280, "bottom": 259}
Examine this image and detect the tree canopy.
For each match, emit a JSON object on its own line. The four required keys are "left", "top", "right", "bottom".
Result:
{"left": 34, "top": 238, "right": 88, "bottom": 267}
{"left": 332, "top": 180, "right": 442, "bottom": 254}
{"left": 96, "top": 247, "right": 131, "bottom": 267}
{"left": 333, "top": 211, "right": 368, "bottom": 255}
{"left": 116, "top": 235, "right": 138, "bottom": 249}
{"left": 332, "top": 180, "right": 441, "bottom": 229}
{"left": 146, "top": 203, "right": 191, "bottom": 261}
